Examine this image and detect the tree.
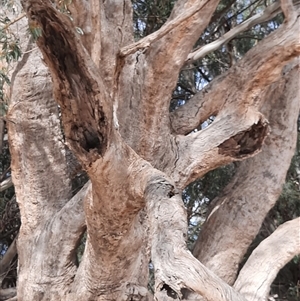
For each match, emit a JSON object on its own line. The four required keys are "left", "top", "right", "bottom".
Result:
{"left": 0, "top": 0, "right": 299, "bottom": 300}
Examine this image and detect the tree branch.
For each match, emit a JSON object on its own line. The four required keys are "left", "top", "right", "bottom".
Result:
{"left": 146, "top": 176, "right": 248, "bottom": 301}
{"left": 173, "top": 110, "right": 268, "bottom": 188}
{"left": 170, "top": 15, "right": 300, "bottom": 135}
{"left": 186, "top": 1, "right": 281, "bottom": 63}
{"left": 0, "top": 177, "right": 13, "bottom": 193}
{"left": 119, "top": 0, "right": 211, "bottom": 57}
{"left": 1, "top": 13, "right": 26, "bottom": 31}
{"left": 192, "top": 60, "right": 300, "bottom": 285}
{"left": 0, "top": 238, "right": 17, "bottom": 283}
{"left": 234, "top": 217, "right": 300, "bottom": 301}
{"left": 48, "top": 181, "right": 89, "bottom": 264}
{"left": 281, "top": 0, "right": 297, "bottom": 25}
{"left": 117, "top": 0, "right": 219, "bottom": 164}
{"left": 0, "top": 288, "right": 16, "bottom": 301}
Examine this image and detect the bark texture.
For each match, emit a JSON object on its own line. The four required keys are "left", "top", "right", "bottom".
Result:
{"left": 5, "top": 0, "right": 300, "bottom": 300}
{"left": 193, "top": 60, "right": 300, "bottom": 285}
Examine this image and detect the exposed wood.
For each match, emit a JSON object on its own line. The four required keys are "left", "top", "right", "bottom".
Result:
{"left": 22, "top": 0, "right": 112, "bottom": 165}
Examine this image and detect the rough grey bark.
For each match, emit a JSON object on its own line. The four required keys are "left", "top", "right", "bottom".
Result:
{"left": 5, "top": 0, "right": 300, "bottom": 300}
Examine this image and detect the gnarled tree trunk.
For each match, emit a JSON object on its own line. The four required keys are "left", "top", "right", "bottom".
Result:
{"left": 5, "top": 0, "right": 300, "bottom": 300}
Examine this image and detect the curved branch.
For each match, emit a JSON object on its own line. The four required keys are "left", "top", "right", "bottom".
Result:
{"left": 234, "top": 217, "right": 300, "bottom": 301}
{"left": 173, "top": 110, "right": 268, "bottom": 188}
{"left": 48, "top": 181, "right": 89, "bottom": 263}
{"left": 170, "top": 14, "right": 300, "bottom": 135}
{"left": 192, "top": 61, "right": 300, "bottom": 285}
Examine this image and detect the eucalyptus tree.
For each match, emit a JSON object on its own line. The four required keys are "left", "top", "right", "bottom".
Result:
{"left": 0, "top": 0, "right": 299, "bottom": 300}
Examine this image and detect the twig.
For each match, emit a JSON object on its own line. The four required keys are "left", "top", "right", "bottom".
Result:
{"left": 1, "top": 13, "right": 26, "bottom": 31}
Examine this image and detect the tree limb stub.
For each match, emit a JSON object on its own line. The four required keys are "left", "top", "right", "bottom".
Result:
{"left": 22, "top": 0, "right": 112, "bottom": 165}
{"left": 173, "top": 111, "right": 269, "bottom": 188}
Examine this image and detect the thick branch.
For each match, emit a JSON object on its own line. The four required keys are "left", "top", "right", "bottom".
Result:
{"left": 173, "top": 111, "right": 268, "bottom": 188}
{"left": 234, "top": 217, "right": 300, "bottom": 301}
{"left": 120, "top": 0, "right": 211, "bottom": 57}
{"left": 170, "top": 15, "right": 300, "bottom": 135}
{"left": 117, "top": 0, "right": 219, "bottom": 164}
{"left": 281, "top": 0, "right": 297, "bottom": 24}
{"left": 46, "top": 181, "right": 89, "bottom": 264}
{"left": 68, "top": 134, "right": 153, "bottom": 299}
{"left": 146, "top": 177, "right": 247, "bottom": 301}
{"left": 192, "top": 61, "right": 300, "bottom": 285}
{"left": 22, "top": 0, "right": 112, "bottom": 165}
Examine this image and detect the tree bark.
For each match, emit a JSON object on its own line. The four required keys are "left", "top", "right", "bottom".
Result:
{"left": 7, "top": 43, "right": 86, "bottom": 298}
{"left": 234, "top": 217, "right": 300, "bottom": 301}
{"left": 6, "top": 0, "right": 300, "bottom": 300}
{"left": 193, "top": 60, "right": 300, "bottom": 284}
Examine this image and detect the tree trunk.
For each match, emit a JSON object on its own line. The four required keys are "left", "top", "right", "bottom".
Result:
{"left": 5, "top": 0, "right": 300, "bottom": 300}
